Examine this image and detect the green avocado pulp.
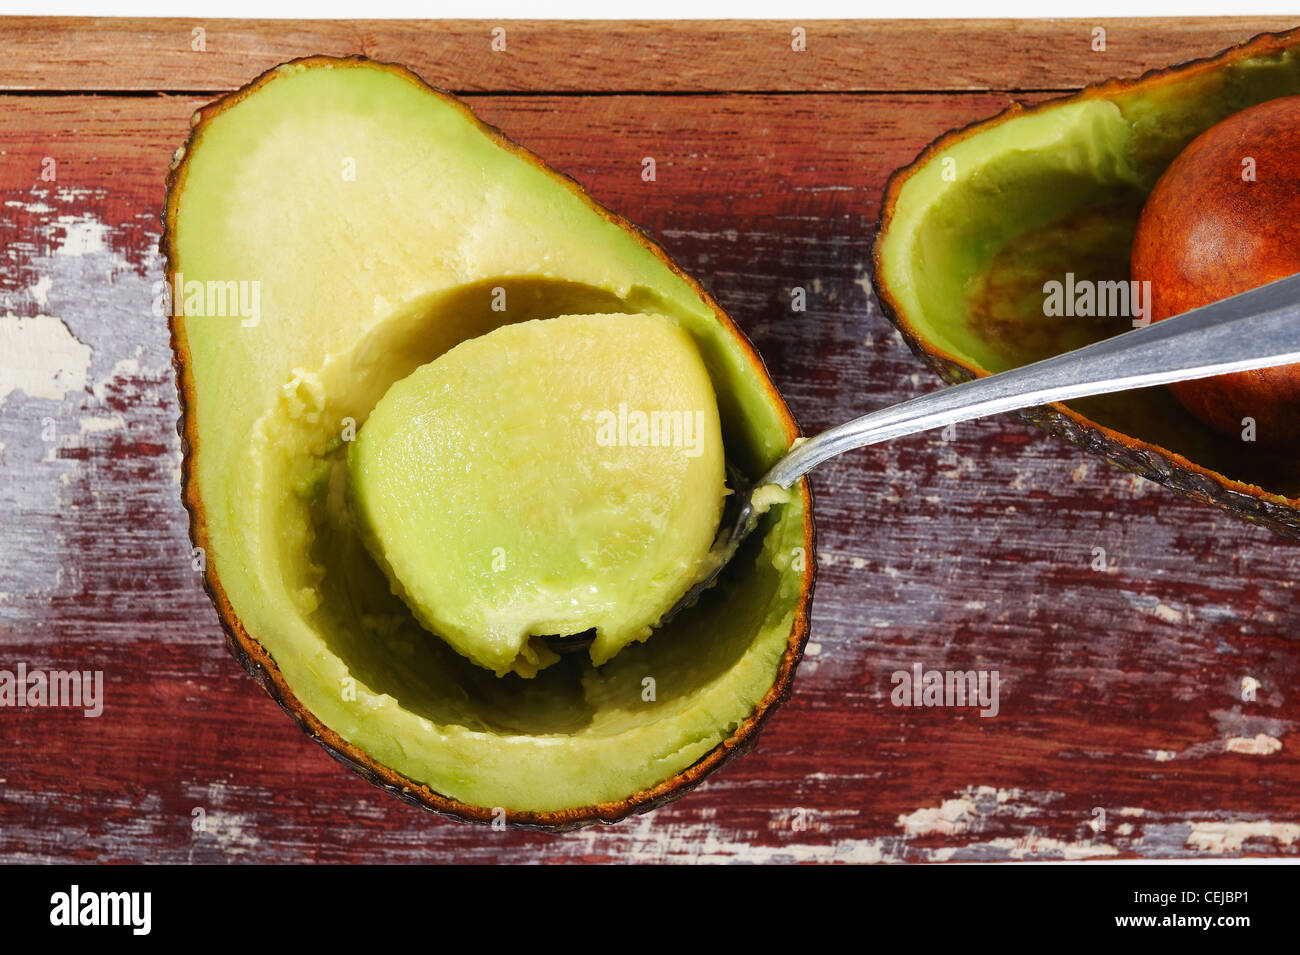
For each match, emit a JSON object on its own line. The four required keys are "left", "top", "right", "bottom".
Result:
{"left": 877, "top": 42, "right": 1300, "bottom": 495}
{"left": 349, "top": 312, "right": 728, "bottom": 677}
{"left": 169, "top": 61, "right": 808, "bottom": 813}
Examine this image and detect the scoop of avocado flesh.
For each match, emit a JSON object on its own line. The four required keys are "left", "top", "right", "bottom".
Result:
{"left": 164, "top": 57, "right": 812, "bottom": 823}
{"left": 873, "top": 28, "right": 1300, "bottom": 536}
{"left": 348, "top": 312, "right": 728, "bottom": 677}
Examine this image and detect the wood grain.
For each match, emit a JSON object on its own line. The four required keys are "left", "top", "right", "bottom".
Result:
{"left": 2, "top": 19, "right": 1300, "bottom": 863}
{"left": 0, "top": 17, "right": 1296, "bottom": 93}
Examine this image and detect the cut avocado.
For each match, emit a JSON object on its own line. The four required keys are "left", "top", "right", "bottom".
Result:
{"left": 873, "top": 28, "right": 1300, "bottom": 536}
{"left": 165, "top": 57, "right": 813, "bottom": 826}
{"left": 348, "top": 312, "right": 728, "bottom": 677}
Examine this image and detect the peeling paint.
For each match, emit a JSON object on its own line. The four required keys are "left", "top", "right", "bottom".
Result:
{"left": 980, "top": 835, "right": 1119, "bottom": 860}
{"left": 79, "top": 415, "right": 126, "bottom": 434}
{"left": 1153, "top": 603, "right": 1185, "bottom": 625}
{"left": 5, "top": 199, "right": 53, "bottom": 214}
{"left": 53, "top": 215, "right": 110, "bottom": 257}
{"left": 0, "top": 314, "right": 93, "bottom": 405}
{"left": 898, "top": 797, "right": 977, "bottom": 836}
{"left": 1225, "top": 733, "right": 1282, "bottom": 756}
{"left": 197, "top": 811, "right": 261, "bottom": 856}
{"left": 1186, "top": 821, "right": 1300, "bottom": 853}
{"left": 29, "top": 274, "right": 52, "bottom": 307}
{"left": 91, "top": 358, "right": 142, "bottom": 402}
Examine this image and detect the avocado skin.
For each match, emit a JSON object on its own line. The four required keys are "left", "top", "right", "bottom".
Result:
{"left": 872, "top": 27, "right": 1300, "bottom": 539}
{"left": 163, "top": 55, "right": 816, "bottom": 829}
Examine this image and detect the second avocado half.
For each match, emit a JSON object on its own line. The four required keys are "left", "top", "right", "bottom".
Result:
{"left": 874, "top": 27, "right": 1300, "bottom": 536}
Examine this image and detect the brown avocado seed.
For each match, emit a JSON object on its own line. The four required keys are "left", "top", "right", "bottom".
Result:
{"left": 1131, "top": 94, "right": 1300, "bottom": 449}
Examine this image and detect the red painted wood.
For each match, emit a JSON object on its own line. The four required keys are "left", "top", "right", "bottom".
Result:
{"left": 2, "top": 21, "right": 1299, "bottom": 862}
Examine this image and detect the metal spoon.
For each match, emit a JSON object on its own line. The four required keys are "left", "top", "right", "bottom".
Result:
{"left": 652, "top": 269, "right": 1300, "bottom": 627}
{"left": 541, "top": 271, "right": 1300, "bottom": 656}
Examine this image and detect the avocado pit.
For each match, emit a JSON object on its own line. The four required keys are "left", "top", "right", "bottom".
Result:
{"left": 1131, "top": 93, "right": 1300, "bottom": 449}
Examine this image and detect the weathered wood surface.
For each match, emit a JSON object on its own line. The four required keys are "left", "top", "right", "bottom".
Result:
{"left": 2, "top": 18, "right": 1300, "bottom": 863}
{"left": 2, "top": 17, "right": 1298, "bottom": 92}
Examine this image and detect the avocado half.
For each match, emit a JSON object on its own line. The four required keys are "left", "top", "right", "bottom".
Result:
{"left": 874, "top": 28, "right": 1300, "bottom": 537}
{"left": 164, "top": 57, "right": 814, "bottom": 828}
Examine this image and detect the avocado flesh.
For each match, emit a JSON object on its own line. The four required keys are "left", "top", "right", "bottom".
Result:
{"left": 349, "top": 312, "right": 728, "bottom": 677}
{"left": 168, "top": 60, "right": 808, "bottom": 813}
{"left": 876, "top": 36, "right": 1300, "bottom": 501}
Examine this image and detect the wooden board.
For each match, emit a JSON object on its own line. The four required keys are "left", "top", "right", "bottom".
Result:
{"left": 2, "top": 17, "right": 1298, "bottom": 92}
{"left": 2, "top": 17, "right": 1299, "bottom": 863}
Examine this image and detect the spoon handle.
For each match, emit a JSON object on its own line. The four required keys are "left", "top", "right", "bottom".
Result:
{"left": 762, "top": 271, "right": 1300, "bottom": 489}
